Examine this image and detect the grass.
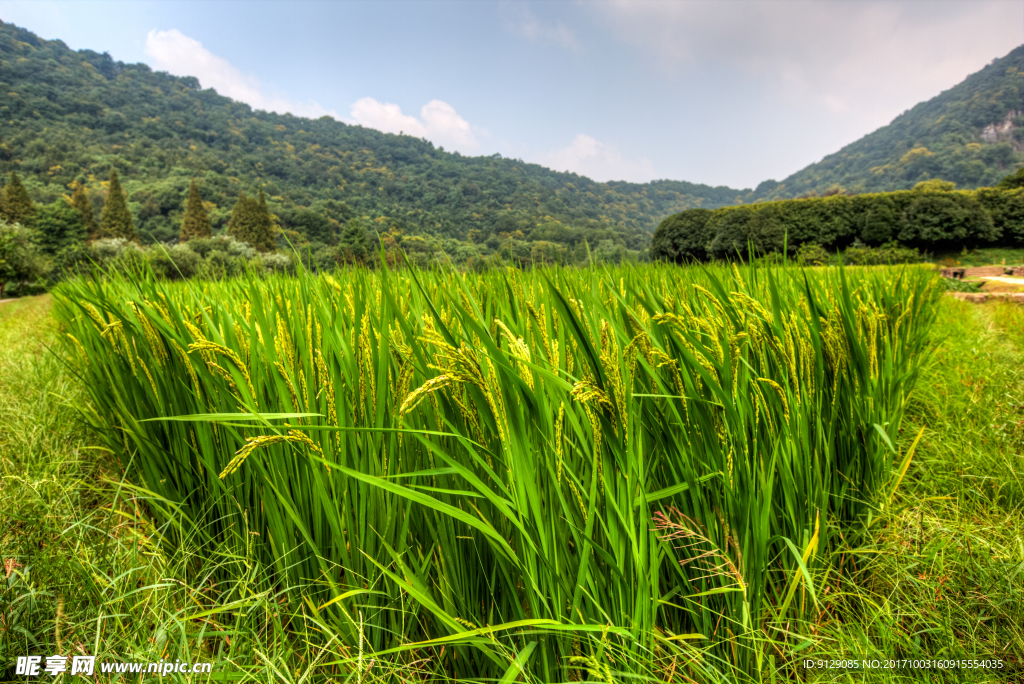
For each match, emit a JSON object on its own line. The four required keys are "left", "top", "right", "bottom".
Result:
{"left": 933, "top": 248, "right": 1024, "bottom": 269}
{"left": 47, "top": 261, "right": 939, "bottom": 682}
{"left": 941, "top": 278, "right": 984, "bottom": 294}
{"left": 0, "top": 296, "right": 327, "bottom": 682}
{"left": 3, "top": 264, "right": 1022, "bottom": 683}
{"left": 800, "top": 299, "right": 1024, "bottom": 683}
{"left": 980, "top": 280, "right": 1024, "bottom": 293}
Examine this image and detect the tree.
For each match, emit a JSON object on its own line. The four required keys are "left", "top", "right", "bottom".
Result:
{"left": 227, "top": 191, "right": 256, "bottom": 246}
{"left": 0, "top": 171, "right": 36, "bottom": 228}
{"left": 530, "top": 240, "right": 566, "bottom": 265}
{"left": 912, "top": 179, "right": 956, "bottom": 192}
{"left": 996, "top": 167, "right": 1024, "bottom": 190}
{"left": 287, "top": 207, "right": 333, "bottom": 244}
{"left": 572, "top": 239, "right": 592, "bottom": 265}
{"left": 252, "top": 187, "right": 277, "bottom": 252}
{"left": 976, "top": 187, "right": 1024, "bottom": 245}
{"left": 338, "top": 218, "right": 371, "bottom": 264}
{"left": 228, "top": 190, "right": 276, "bottom": 252}
{"left": 180, "top": 179, "right": 212, "bottom": 241}
{"left": 795, "top": 242, "right": 830, "bottom": 266}
{"left": 899, "top": 192, "right": 995, "bottom": 246}
{"left": 531, "top": 220, "right": 580, "bottom": 245}
{"left": 35, "top": 200, "right": 87, "bottom": 255}
{"left": 851, "top": 194, "right": 899, "bottom": 245}
{"left": 70, "top": 184, "right": 99, "bottom": 239}
{"left": 594, "top": 240, "right": 629, "bottom": 265}
{"left": 706, "top": 206, "right": 757, "bottom": 259}
{"left": 650, "top": 208, "right": 714, "bottom": 262}
{"left": 99, "top": 168, "right": 136, "bottom": 241}
{"left": 0, "top": 220, "right": 47, "bottom": 298}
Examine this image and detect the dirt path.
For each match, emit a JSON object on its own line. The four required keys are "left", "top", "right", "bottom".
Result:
{"left": 977, "top": 276, "right": 1024, "bottom": 285}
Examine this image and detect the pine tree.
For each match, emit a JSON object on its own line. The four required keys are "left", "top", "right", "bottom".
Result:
{"left": 180, "top": 179, "right": 212, "bottom": 241}
{"left": 227, "top": 191, "right": 255, "bottom": 246}
{"left": 99, "top": 168, "right": 136, "bottom": 241}
{"left": 70, "top": 184, "right": 99, "bottom": 240}
{"left": 0, "top": 171, "right": 36, "bottom": 228}
{"left": 227, "top": 189, "right": 278, "bottom": 252}
{"left": 252, "top": 187, "right": 277, "bottom": 252}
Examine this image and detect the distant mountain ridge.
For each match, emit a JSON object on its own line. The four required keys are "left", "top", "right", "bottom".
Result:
{"left": 755, "top": 45, "right": 1024, "bottom": 200}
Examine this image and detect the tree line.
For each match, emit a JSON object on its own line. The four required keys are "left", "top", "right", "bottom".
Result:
{"left": 0, "top": 167, "right": 336, "bottom": 295}
{"left": 0, "top": 167, "right": 284, "bottom": 250}
{"left": 2, "top": 164, "right": 624, "bottom": 296}
{"left": 651, "top": 174, "right": 1024, "bottom": 263}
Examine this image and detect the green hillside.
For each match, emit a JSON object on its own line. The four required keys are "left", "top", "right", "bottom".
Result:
{"left": 0, "top": 20, "right": 746, "bottom": 258}
{"left": 4, "top": 18, "right": 1021, "bottom": 264}
{"left": 756, "top": 45, "right": 1024, "bottom": 200}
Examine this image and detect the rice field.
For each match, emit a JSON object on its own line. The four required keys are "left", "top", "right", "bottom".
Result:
{"left": 52, "top": 261, "right": 940, "bottom": 682}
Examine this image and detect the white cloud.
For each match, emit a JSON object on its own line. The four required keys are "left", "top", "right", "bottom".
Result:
{"left": 421, "top": 100, "right": 479, "bottom": 152}
{"left": 351, "top": 97, "right": 426, "bottom": 137}
{"left": 500, "top": 2, "right": 581, "bottom": 51}
{"left": 592, "top": 1, "right": 1023, "bottom": 131}
{"left": 545, "top": 134, "right": 656, "bottom": 183}
{"left": 350, "top": 98, "right": 482, "bottom": 154}
{"left": 144, "top": 29, "right": 339, "bottom": 119}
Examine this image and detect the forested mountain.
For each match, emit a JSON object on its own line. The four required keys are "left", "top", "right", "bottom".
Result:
{"left": 0, "top": 20, "right": 746, "bottom": 259}
{"left": 3, "top": 18, "right": 1021, "bottom": 264}
{"left": 756, "top": 45, "right": 1024, "bottom": 200}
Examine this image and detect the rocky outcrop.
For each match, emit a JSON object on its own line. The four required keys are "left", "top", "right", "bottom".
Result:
{"left": 981, "top": 110, "right": 1021, "bottom": 146}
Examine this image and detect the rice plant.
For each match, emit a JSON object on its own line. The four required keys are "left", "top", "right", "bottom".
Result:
{"left": 53, "top": 260, "right": 939, "bottom": 682}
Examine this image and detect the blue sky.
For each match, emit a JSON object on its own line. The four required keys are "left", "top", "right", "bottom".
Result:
{"left": 1, "top": 1, "right": 1021, "bottom": 188}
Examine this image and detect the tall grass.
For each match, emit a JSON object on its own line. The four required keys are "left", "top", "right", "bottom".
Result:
{"left": 53, "top": 261, "right": 939, "bottom": 681}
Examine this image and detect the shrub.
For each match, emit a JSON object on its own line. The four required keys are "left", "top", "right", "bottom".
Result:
{"left": 753, "top": 250, "right": 788, "bottom": 266}
{"left": 842, "top": 240, "right": 924, "bottom": 265}
{"left": 187, "top": 234, "right": 257, "bottom": 259}
{"left": 942, "top": 277, "right": 982, "bottom": 293}
{"left": 149, "top": 243, "right": 201, "bottom": 280}
{"left": 48, "top": 243, "right": 93, "bottom": 284}
{"left": 89, "top": 237, "right": 133, "bottom": 264}
{"left": 259, "top": 252, "right": 294, "bottom": 275}
{"left": 197, "top": 250, "right": 248, "bottom": 279}
{"left": 297, "top": 242, "right": 338, "bottom": 272}
{"left": 796, "top": 242, "right": 830, "bottom": 266}
{"left": 0, "top": 220, "right": 49, "bottom": 297}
